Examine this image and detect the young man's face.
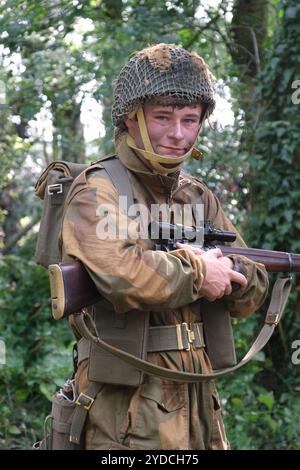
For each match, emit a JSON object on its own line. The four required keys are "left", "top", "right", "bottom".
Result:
{"left": 125, "top": 103, "right": 203, "bottom": 157}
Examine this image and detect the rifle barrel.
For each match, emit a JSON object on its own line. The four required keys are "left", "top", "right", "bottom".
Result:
{"left": 218, "top": 245, "right": 300, "bottom": 273}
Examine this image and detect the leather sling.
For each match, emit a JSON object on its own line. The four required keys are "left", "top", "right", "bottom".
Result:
{"left": 74, "top": 275, "right": 292, "bottom": 382}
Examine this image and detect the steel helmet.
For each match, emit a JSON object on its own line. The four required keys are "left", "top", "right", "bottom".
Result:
{"left": 112, "top": 43, "right": 215, "bottom": 127}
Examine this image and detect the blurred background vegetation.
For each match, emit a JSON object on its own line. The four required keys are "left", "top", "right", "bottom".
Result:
{"left": 0, "top": 0, "right": 300, "bottom": 450}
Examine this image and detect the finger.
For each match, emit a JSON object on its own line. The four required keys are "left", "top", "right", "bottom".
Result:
{"left": 231, "top": 271, "right": 248, "bottom": 288}
{"left": 207, "top": 295, "right": 217, "bottom": 302}
{"left": 224, "top": 284, "right": 233, "bottom": 296}
{"left": 219, "top": 257, "right": 234, "bottom": 269}
{"left": 176, "top": 242, "right": 191, "bottom": 249}
{"left": 176, "top": 242, "right": 186, "bottom": 248}
{"left": 176, "top": 242, "right": 205, "bottom": 255}
{"left": 203, "top": 248, "right": 223, "bottom": 259}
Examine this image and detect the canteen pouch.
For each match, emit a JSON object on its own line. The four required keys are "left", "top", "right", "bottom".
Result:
{"left": 33, "top": 387, "right": 83, "bottom": 450}
{"left": 50, "top": 392, "right": 83, "bottom": 450}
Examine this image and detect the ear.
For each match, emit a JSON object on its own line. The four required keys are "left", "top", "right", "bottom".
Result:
{"left": 124, "top": 116, "right": 134, "bottom": 130}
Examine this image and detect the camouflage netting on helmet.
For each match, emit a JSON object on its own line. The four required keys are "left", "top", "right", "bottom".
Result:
{"left": 112, "top": 43, "right": 216, "bottom": 127}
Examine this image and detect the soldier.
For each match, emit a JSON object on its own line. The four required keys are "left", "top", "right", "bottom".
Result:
{"left": 61, "top": 43, "right": 268, "bottom": 450}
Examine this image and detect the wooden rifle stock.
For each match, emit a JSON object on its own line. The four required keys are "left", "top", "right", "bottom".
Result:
{"left": 49, "top": 246, "right": 300, "bottom": 320}
{"left": 49, "top": 261, "right": 101, "bottom": 320}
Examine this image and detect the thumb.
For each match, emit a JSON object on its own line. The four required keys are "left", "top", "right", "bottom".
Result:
{"left": 231, "top": 271, "right": 248, "bottom": 288}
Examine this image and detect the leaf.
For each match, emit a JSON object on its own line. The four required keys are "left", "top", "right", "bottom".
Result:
{"left": 258, "top": 393, "right": 274, "bottom": 410}
{"left": 9, "top": 425, "right": 22, "bottom": 436}
{"left": 39, "top": 383, "right": 53, "bottom": 402}
{"left": 15, "top": 388, "right": 27, "bottom": 402}
{"left": 231, "top": 397, "right": 244, "bottom": 408}
{"left": 265, "top": 415, "right": 277, "bottom": 433}
{"left": 276, "top": 127, "right": 286, "bottom": 138}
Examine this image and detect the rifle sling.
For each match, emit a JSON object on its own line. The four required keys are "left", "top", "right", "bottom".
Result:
{"left": 73, "top": 276, "right": 292, "bottom": 383}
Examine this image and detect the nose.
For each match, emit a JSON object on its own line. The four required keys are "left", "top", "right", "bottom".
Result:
{"left": 168, "top": 120, "right": 184, "bottom": 140}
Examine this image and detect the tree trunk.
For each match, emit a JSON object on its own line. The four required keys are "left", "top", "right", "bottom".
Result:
{"left": 230, "top": 0, "right": 269, "bottom": 124}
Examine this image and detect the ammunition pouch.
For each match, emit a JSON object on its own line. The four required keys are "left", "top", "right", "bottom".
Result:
{"left": 87, "top": 299, "right": 149, "bottom": 386}
{"left": 201, "top": 299, "right": 237, "bottom": 370}
{"left": 83, "top": 297, "right": 236, "bottom": 387}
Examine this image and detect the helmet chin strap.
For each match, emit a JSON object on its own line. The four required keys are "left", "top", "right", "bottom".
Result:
{"left": 126, "top": 108, "right": 200, "bottom": 175}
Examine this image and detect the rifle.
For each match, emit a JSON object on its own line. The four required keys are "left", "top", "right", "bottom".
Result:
{"left": 49, "top": 221, "right": 300, "bottom": 320}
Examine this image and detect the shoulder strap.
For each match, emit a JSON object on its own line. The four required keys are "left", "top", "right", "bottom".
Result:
{"left": 101, "top": 157, "right": 134, "bottom": 208}
{"left": 59, "top": 156, "right": 134, "bottom": 258}
{"left": 73, "top": 276, "right": 292, "bottom": 382}
{"left": 65, "top": 156, "right": 134, "bottom": 209}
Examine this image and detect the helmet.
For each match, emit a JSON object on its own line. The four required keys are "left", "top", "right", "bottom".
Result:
{"left": 112, "top": 43, "right": 215, "bottom": 127}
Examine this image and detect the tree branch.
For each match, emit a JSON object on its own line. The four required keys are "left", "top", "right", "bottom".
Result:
{"left": 1, "top": 214, "right": 40, "bottom": 255}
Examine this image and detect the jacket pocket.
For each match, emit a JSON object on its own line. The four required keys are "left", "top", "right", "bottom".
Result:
{"left": 125, "top": 379, "right": 187, "bottom": 449}
{"left": 140, "top": 380, "right": 186, "bottom": 412}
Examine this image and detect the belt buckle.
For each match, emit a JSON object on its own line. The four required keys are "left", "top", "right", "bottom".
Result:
{"left": 75, "top": 392, "right": 94, "bottom": 411}
{"left": 265, "top": 311, "right": 280, "bottom": 325}
{"left": 176, "top": 322, "right": 195, "bottom": 351}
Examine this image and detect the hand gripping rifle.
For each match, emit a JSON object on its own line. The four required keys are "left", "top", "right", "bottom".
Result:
{"left": 49, "top": 220, "right": 300, "bottom": 320}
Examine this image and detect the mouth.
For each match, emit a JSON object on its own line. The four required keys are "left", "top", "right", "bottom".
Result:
{"left": 159, "top": 146, "right": 185, "bottom": 156}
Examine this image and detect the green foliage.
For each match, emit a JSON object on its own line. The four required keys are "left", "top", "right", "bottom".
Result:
{"left": 221, "top": 366, "right": 300, "bottom": 449}
{"left": 0, "top": 253, "right": 73, "bottom": 449}
{"left": 243, "top": 0, "right": 300, "bottom": 249}
{"left": 219, "top": 306, "right": 300, "bottom": 449}
{"left": 244, "top": 0, "right": 300, "bottom": 399}
{"left": 185, "top": 123, "right": 249, "bottom": 228}
{"left": 211, "top": 0, "right": 300, "bottom": 450}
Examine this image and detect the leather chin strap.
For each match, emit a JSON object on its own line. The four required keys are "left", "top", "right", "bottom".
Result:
{"left": 127, "top": 108, "right": 199, "bottom": 175}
